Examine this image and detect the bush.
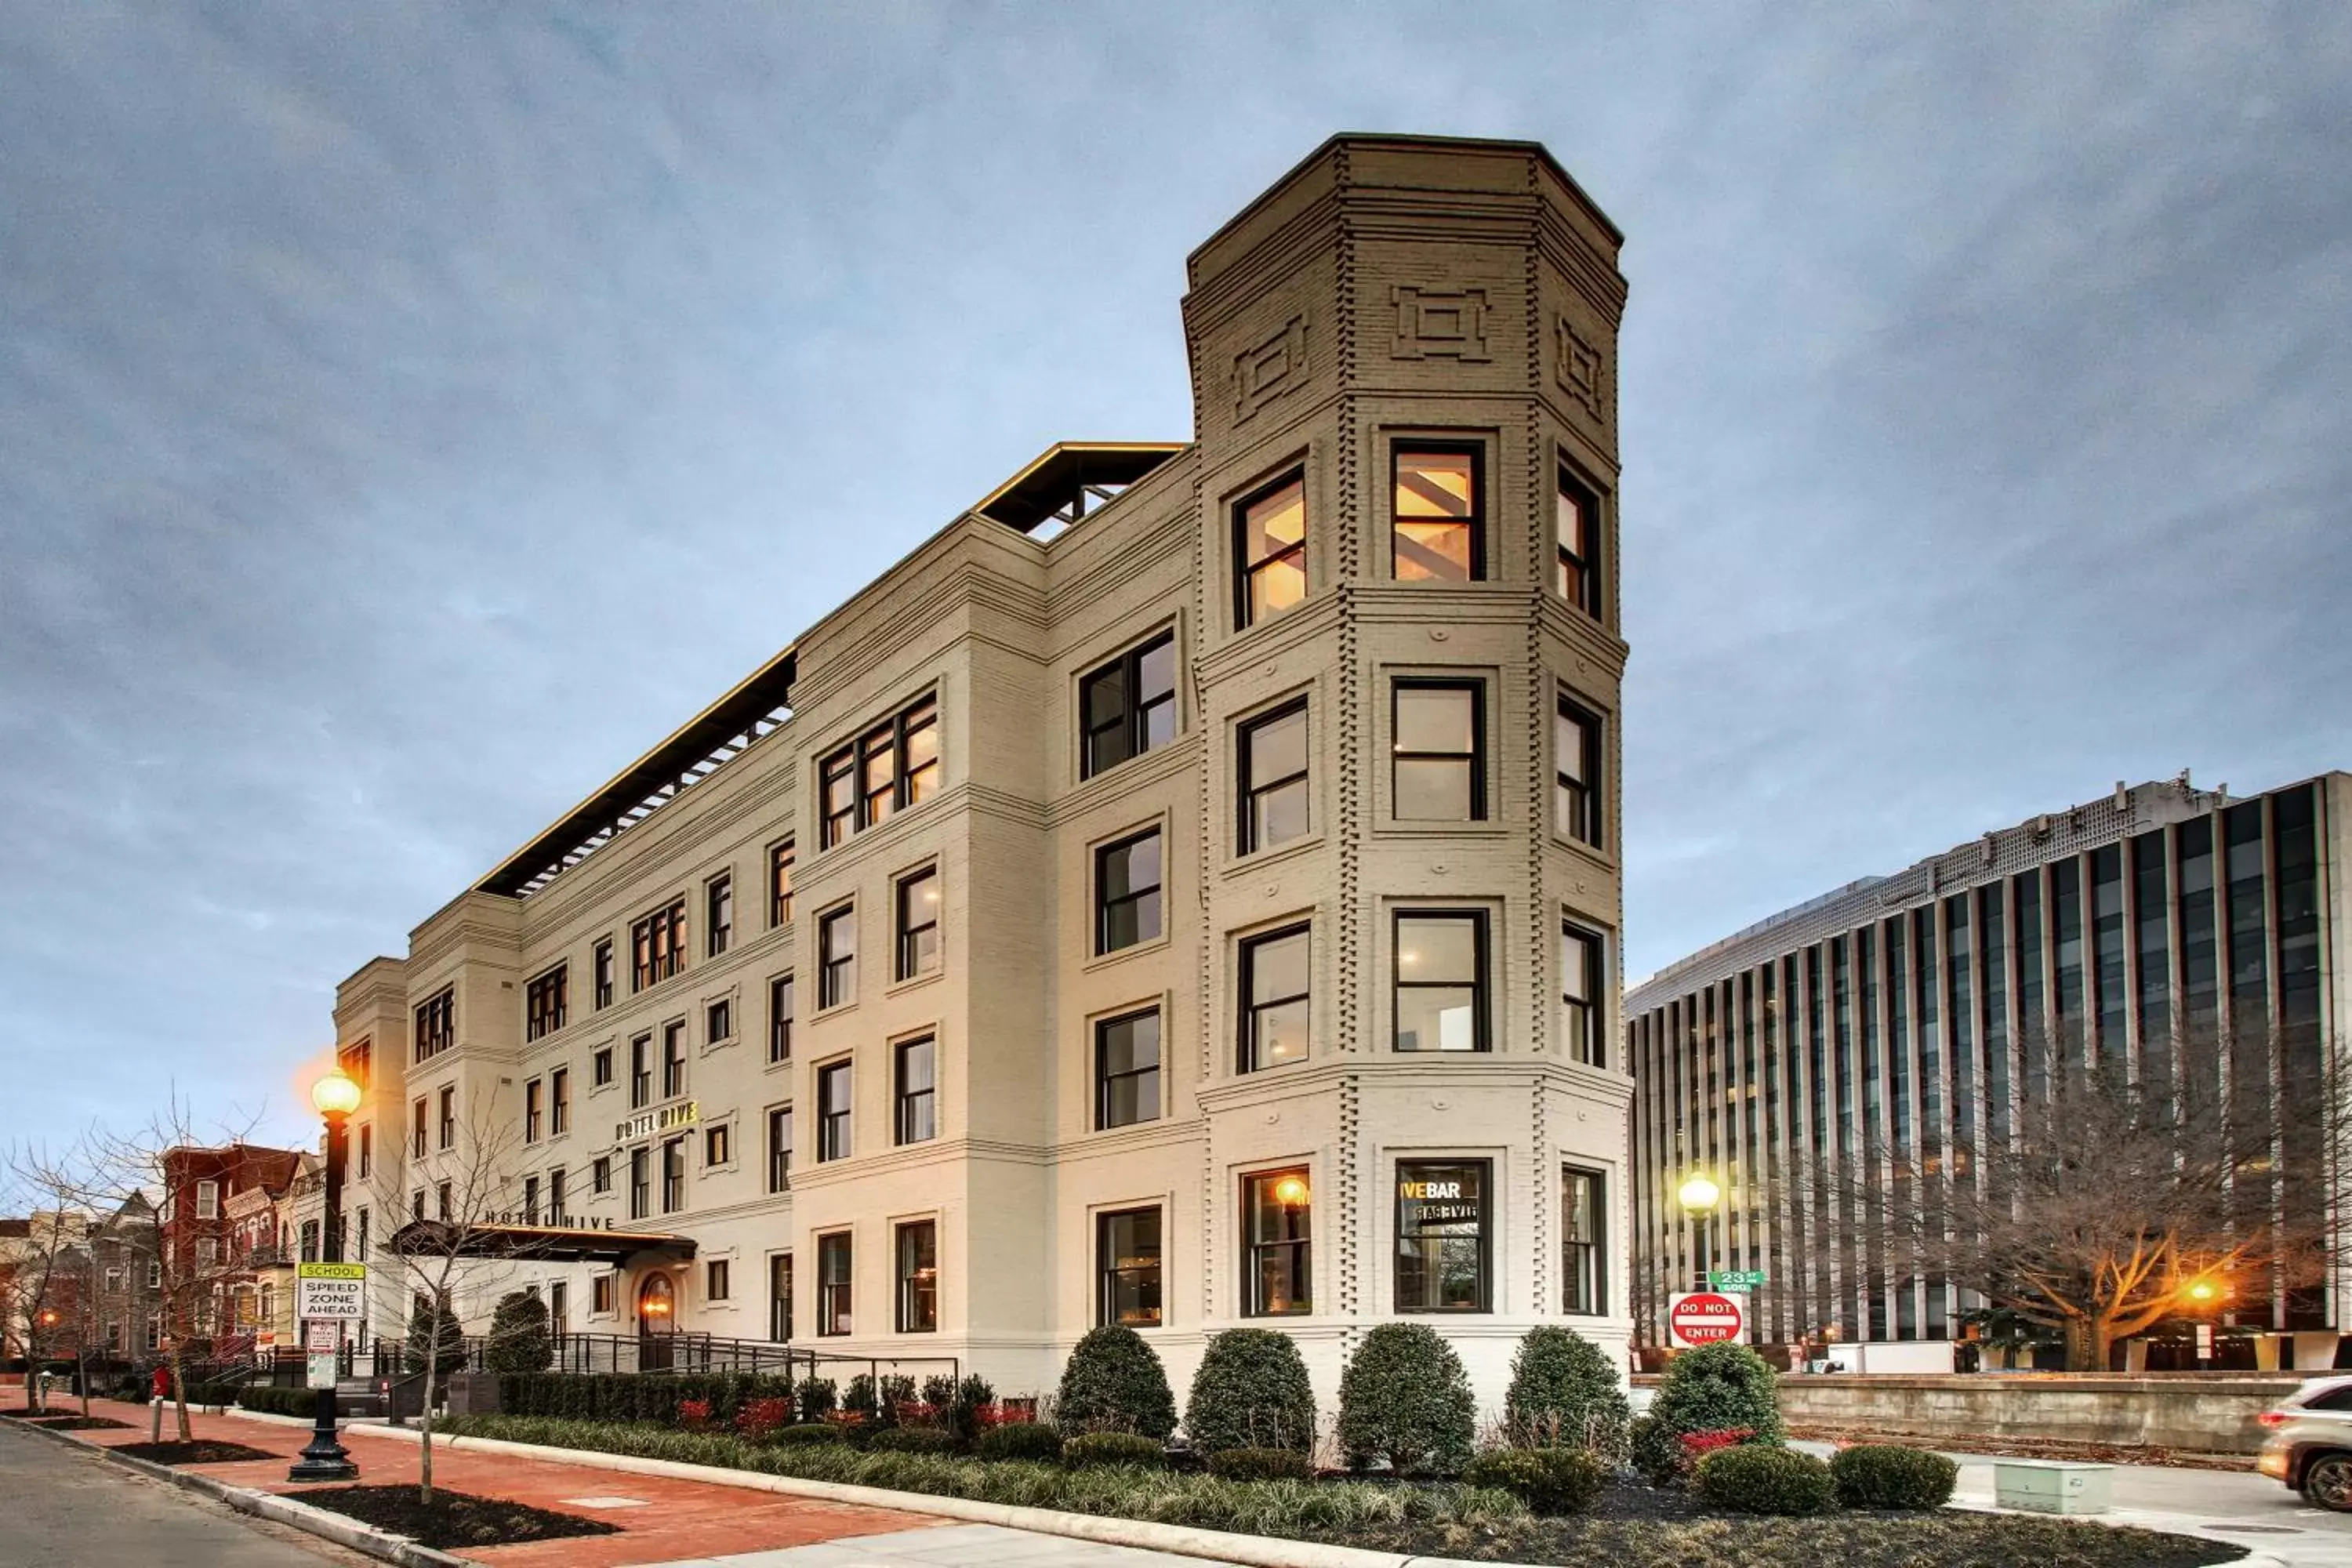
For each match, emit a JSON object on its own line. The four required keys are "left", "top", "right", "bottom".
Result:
{"left": 736, "top": 1398, "right": 794, "bottom": 1442}
{"left": 868, "top": 1426, "right": 964, "bottom": 1455}
{"left": 948, "top": 1374, "right": 996, "bottom": 1443}
{"left": 677, "top": 1399, "right": 716, "bottom": 1432}
{"left": 976, "top": 1422, "right": 1065, "bottom": 1462}
{"left": 920, "top": 1374, "right": 959, "bottom": 1412}
{"left": 1830, "top": 1443, "right": 1958, "bottom": 1510}
{"left": 1205, "top": 1446, "right": 1312, "bottom": 1482}
{"left": 235, "top": 1385, "right": 322, "bottom": 1419}
{"left": 843, "top": 1374, "right": 882, "bottom": 1424}
{"left": 1336, "top": 1323, "right": 1475, "bottom": 1475}
{"left": 1649, "top": 1342, "right": 1783, "bottom": 1445}
{"left": 1062, "top": 1431, "right": 1166, "bottom": 1470}
{"left": 797, "top": 1375, "right": 837, "bottom": 1425}
{"left": 1056, "top": 1325, "right": 1178, "bottom": 1439}
{"left": 406, "top": 1293, "right": 464, "bottom": 1381}
{"left": 1460, "top": 1447, "right": 1609, "bottom": 1516}
{"left": 1502, "top": 1327, "right": 1630, "bottom": 1461}
{"left": 1695, "top": 1443, "right": 1835, "bottom": 1516}
{"left": 774, "top": 1422, "right": 846, "bottom": 1445}
{"left": 1183, "top": 1329, "right": 1318, "bottom": 1456}
{"left": 484, "top": 1290, "right": 553, "bottom": 1374}
{"left": 1630, "top": 1414, "right": 1681, "bottom": 1486}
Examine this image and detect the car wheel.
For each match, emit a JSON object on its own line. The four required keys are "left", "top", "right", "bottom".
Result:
{"left": 2304, "top": 1454, "right": 2352, "bottom": 1512}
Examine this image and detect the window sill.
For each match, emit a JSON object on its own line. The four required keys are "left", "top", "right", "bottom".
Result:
{"left": 1222, "top": 833, "right": 1326, "bottom": 878}
{"left": 1378, "top": 818, "right": 1512, "bottom": 837}
{"left": 701, "top": 1034, "right": 740, "bottom": 1057}
{"left": 1551, "top": 833, "right": 1620, "bottom": 874}
{"left": 885, "top": 968, "right": 945, "bottom": 998}
{"left": 1083, "top": 934, "right": 1171, "bottom": 973}
{"left": 811, "top": 1000, "right": 858, "bottom": 1022}
{"left": 763, "top": 1054, "right": 794, "bottom": 1074}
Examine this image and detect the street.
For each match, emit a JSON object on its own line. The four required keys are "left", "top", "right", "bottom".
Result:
{"left": 0, "top": 1422, "right": 363, "bottom": 1568}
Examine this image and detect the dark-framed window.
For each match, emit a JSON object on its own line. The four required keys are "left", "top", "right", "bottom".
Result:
{"left": 358, "top": 1123, "right": 373, "bottom": 1178}
{"left": 768, "top": 839, "right": 796, "bottom": 927}
{"left": 768, "top": 973, "right": 795, "bottom": 1063}
{"left": 818, "top": 906, "right": 856, "bottom": 1009}
{"left": 411, "top": 1097, "right": 426, "bottom": 1157}
{"left": 629, "top": 1033, "right": 653, "bottom": 1108}
{"left": 1235, "top": 472, "right": 1306, "bottom": 627}
{"left": 661, "top": 1020, "right": 688, "bottom": 1099}
{"left": 414, "top": 989, "right": 454, "bottom": 1063}
{"left": 1561, "top": 922, "right": 1605, "bottom": 1067}
{"left": 707, "top": 1258, "right": 730, "bottom": 1301}
{"left": 896, "top": 1219, "right": 938, "bottom": 1333}
{"left": 437, "top": 1085, "right": 455, "bottom": 1149}
{"left": 818, "top": 693, "right": 940, "bottom": 848}
{"left": 631, "top": 898, "right": 687, "bottom": 991}
{"left": 1395, "top": 1159, "right": 1490, "bottom": 1312}
{"left": 592, "top": 1156, "right": 612, "bottom": 1194}
{"left": 1098, "top": 1207, "right": 1162, "bottom": 1328}
{"left": 627, "top": 1146, "right": 649, "bottom": 1219}
{"left": 1394, "top": 910, "right": 1489, "bottom": 1052}
{"left": 519, "top": 1176, "right": 539, "bottom": 1227}
{"left": 767, "top": 1104, "right": 793, "bottom": 1193}
{"left": 660, "top": 1136, "right": 686, "bottom": 1213}
{"left": 546, "top": 1167, "right": 565, "bottom": 1223}
{"left": 593, "top": 1272, "right": 614, "bottom": 1314}
{"left": 817, "top": 1060, "right": 852, "bottom": 1163}
{"left": 706, "top": 996, "right": 731, "bottom": 1044}
{"left": 1392, "top": 445, "right": 1482, "bottom": 581}
{"left": 1238, "top": 701, "right": 1309, "bottom": 853}
{"left": 1555, "top": 695, "right": 1601, "bottom": 846}
{"left": 706, "top": 873, "right": 734, "bottom": 957}
{"left": 817, "top": 1232, "right": 852, "bottom": 1335}
{"left": 895, "top": 866, "right": 941, "bottom": 981}
{"left": 1556, "top": 465, "right": 1600, "bottom": 616}
{"left": 437, "top": 1182, "right": 451, "bottom": 1221}
{"left": 524, "top": 1078, "right": 543, "bottom": 1143}
{"left": 769, "top": 1253, "right": 793, "bottom": 1341}
{"left": 1095, "top": 1008, "right": 1161, "bottom": 1130}
{"left": 895, "top": 1036, "right": 936, "bottom": 1145}
{"left": 1095, "top": 829, "right": 1163, "bottom": 953}
{"left": 1240, "top": 924, "right": 1311, "bottom": 1073}
{"left": 593, "top": 938, "right": 615, "bottom": 1010}
{"left": 525, "top": 965, "right": 567, "bottom": 1041}
{"left": 1243, "top": 1168, "right": 1311, "bottom": 1316}
{"left": 591, "top": 1044, "right": 614, "bottom": 1088}
{"left": 1563, "top": 1165, "right": 1606, "bottom": 1315}
{"left": 704, "top": 1121, "right": 731, "bottom": 1167}
{"left": 1392, "top": 680, "right": 1484, "bottom": 820}
{"left": 1081, "top": 630, "right": 1178, "bottom": 779}
{"left": 550, "top": 1068, "right": 569, "bottom": 1133}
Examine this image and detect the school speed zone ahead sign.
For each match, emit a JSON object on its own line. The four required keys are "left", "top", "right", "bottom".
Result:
{"left": 295, "top": 1261, "right": 367, "bottom": 1319}
{"left": 1667, "top": 1290, "right": 1745, "bottom": 1348}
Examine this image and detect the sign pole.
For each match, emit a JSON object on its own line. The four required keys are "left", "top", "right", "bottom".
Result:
{"left": 289, "top": 1107, "right": 360, "bottom": 1483}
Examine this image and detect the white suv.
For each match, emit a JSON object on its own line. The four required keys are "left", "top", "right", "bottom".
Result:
{"left": 2256, "top": 1374, "right": 2352, "bottom": 1510}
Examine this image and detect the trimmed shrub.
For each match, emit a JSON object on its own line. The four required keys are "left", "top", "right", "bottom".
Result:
{"left": 236, "top": 1385, "right": 323, "bottom": 1418}
{"left": 1336, "top": 1323, "right": 1475, "bottom": 1475}
{"left": 484, "top": 1290, "right": 554, "bottom": 1374}
{"left": 1830, "top": 1443, "right": 1958, "bottom": 1510}
{"left": 1056, "top": 1325, "right": 1178, "bottom": 1439}
{"left": 868, "top": 1426, "right": 964, "bottom": 1455}
{"left": 843, "top": 1374, "right": 882, "bottom": 1424}
{"left": 797, "top": 1375, "right": 837, "bottom": 1425}
{"left": 1695, "top": 1443, "right": 1835, "bottom": 1516}
{"left": 1630, "top": 1414, "right": 1681, "bottom": 1486}
{"left": 879, "top": 1374, "right": 918, "bottom": 1418}
{"left": 1460, "top": 1447, "right": 1610, "bottom": 1516}
{"left": 949, "top": 1374, "right": 996, "bottom": 1443}
{"left": 1205, "top": 1446, "right": 1312, "bottom": 1482}
{"left": 975, "top": 1421, "right": 1065, "bottom": 1462}
{"left": 1062, "top": 1431, "right": 1166, "bottom": 1470}
{"left": 1183, "top": 1329, "right": 1317, "bottom": 1456}
{"left": 920, "top": 1374, "right": 959, "bottom": 1412}
{"left": 1649, "top": 1342, "right": 1783, "bottom": 1446}
{"left": 774, "top": 1422, "right": 846, "bottom": 1445}
{"left": 406, "top": 1293, "right": 464, "bottom": 1380}
{"left": 1502, "top": 1326, "right": 1630, "bottom": 1461}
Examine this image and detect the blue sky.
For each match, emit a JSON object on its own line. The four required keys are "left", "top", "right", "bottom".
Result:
{"left": 4, "top": 3, "right": 2347, "bottom": 1150}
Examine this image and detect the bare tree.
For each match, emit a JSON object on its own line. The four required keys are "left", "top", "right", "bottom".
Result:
{"left": 1801, "top": 1017, "right": 2347, "bottom": 1371}
{"left": 2, "top": 1143, "right": 100, "bottom": 1415}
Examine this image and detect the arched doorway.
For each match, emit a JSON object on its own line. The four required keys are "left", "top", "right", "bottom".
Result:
{"left": 637, "top": 1273, "right": 677, "bottom": 1370}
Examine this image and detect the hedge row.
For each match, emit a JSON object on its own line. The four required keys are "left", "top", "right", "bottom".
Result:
{"left": 236, "top": 1385, "right": 325, "bottom": 1418}
{"left": 497, "top": 1370, "right": 800, "bottom": 1426}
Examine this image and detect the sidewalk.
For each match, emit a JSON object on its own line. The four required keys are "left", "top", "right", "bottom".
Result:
{"left": 52, "top": 1398, "right": 1212, "bottom": 1566}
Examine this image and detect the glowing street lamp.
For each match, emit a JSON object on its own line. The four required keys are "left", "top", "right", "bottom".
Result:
{"left": 1678, "top": 1171, "right": 1722, "bottom": 1290}
{"left": 289, "top": 1064, "right": 361, "bottom": 1483}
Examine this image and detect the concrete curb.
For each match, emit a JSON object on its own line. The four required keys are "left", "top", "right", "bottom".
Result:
{"left": 351, "top": 1422, "right": 1419, "bottom": 1568}
{"left": 1, "top": 1414, "right": 472, "bottom": 1568}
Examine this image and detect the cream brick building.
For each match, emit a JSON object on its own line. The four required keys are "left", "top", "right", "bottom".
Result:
{"left": 328, "top": 133, "right": 1634, "bottom": 1415}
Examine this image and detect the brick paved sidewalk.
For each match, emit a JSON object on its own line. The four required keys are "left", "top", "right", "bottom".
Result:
{"left": 49, "top": 1397, "right": 946, "bottom": 1566}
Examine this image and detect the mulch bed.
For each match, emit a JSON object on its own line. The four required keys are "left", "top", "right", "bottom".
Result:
{"left": 111, "top": 1439, "right": 280, "bottom": 1465}
{"left": 1339, "top": 1509, "right": 2246, "bottom": 1567}
{"left": 293, "top": 1486, "right": 620, "bottom": 1550}
{"left": 16, "top": 1415, "right": 132, "bottom": 1430}
{"left": 1788, "top": 1423, "right": 2253, "bottom": 1472}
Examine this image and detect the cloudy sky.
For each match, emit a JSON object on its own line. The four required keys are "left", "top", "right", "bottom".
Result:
{"left": 4, "top": 3, "right": 2347, "bottom": 1152}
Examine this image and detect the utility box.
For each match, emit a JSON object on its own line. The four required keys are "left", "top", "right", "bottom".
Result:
{"left": 1992, "top": 1458, "right": 2113, "bottom": 1515}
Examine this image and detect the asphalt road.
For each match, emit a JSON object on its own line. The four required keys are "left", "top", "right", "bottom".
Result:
{"left": 0, "top": 1423, "right": 368, "bottom": 1568}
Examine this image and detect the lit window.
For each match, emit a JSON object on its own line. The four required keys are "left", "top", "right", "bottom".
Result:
{"left": 817, "top": 1232, "right": 852, "bottom": 1335}
{"left": 1235, "top": 474, "right": 1306, "bottom": 626}
{"left": 768, "top": 840, "right": 796, "bottom": 927}
{"left": 1556, "top": 466, "right": 1600, "bottom": 615}
{"left": 1392, "top": 681, "right": 1484, "bottom": 820}
{"left": 1239, "top": 925, "right": 1311, "bottom": 1073}
{"left": 895, "top": 1036, "right": 936, "bottom": 1145}
{"left": 1098, "top": 1207, "right": 1162, "bottom": 1328}
{"left": 896, "top": 1220, "right": 938, "bottom": 1333}
{"left": 1080, "top": 632, "right": 1178, "bottom": 778}
{"left": 1239, "top": 702, "right": 1309, "bottom": 853}
{"left": 525, "top": 965, "right": 568, "bottom": 1041}
{"left": 1394, "top": 911, "right": 1487, "bottom": 1052}
{"left": 1243, "top": 1169, "right": 1311, "bottom": 1317}
{"left": 1095, "top": 1009, "right": 1160, "bottom": 1130}
{"left": 1095, "top": 829, "right": 1163, "bottom": 953}
{"left": 1392, "top": 448, "right": 1480, "bottom": 581}
{"left": 704, "top": 1122, "right": 731, "bottom": 1167}
{"left": 631, "top": 899, "right": 688, "bottom": 991}
{"left": 1396, "top": 1160, "right": 1489, "bottom": 1312}
{"left": 895, "top": 867, "right": 941, "bottom": 981}
{"left": 819, "top": 695, "right": 940, "bottom": 848}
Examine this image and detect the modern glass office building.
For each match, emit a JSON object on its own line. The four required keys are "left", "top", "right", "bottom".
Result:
{"left": 1626, "top": 771, "right": 2349, "bottom": 1370}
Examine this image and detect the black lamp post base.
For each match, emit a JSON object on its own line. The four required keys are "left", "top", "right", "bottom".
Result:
{"left": 287, "top": 1388, "right": 358, "bottom": 1483}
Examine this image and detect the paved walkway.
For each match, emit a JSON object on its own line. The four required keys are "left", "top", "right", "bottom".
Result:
{"left": 45, "top": 1399, "right": 1219, "bottom": 1567}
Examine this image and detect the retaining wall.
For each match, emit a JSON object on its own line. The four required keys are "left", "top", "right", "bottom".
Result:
{"left": 1772, "top": 1373, "right": 2306, "bottom": 1454}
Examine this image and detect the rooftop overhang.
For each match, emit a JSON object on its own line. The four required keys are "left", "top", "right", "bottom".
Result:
{"left": 972, "top": 442, "right": 1186, "bottom": 535}
{"left": 388, "top": 1219, "right": 698, "bottom": 1267}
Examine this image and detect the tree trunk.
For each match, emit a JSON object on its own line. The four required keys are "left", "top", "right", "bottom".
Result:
{"left": 419, "top": 1358, "right": 437, "bottom": 1504}
{"left": 170, "top": 1352, "right": 191, "bottom": 1442}
{"left": 2064, "top": 1317, "right": 2114, "bottom": 1373}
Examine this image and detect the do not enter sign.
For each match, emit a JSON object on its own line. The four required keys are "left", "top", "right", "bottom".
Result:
{"left": 1668, "top": 1290, "right": 1745, "bottom": 1348}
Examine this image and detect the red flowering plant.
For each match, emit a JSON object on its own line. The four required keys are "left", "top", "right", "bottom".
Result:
{"left": 676, "top": 1398, "right": 715, "bottom": 1432}
{"left": 1678, "top": 1428, "right": 1759, "bottom": 1463}
{"left": 735, "top": 1397, "right": 794, "bottom": 1442}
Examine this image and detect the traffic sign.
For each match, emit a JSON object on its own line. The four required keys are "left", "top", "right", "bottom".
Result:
{"left": 1708, "top": 1269, "right": 1767, "bottom": 1293}
{"left": 296, "top": 1261, "right": 367, "bottom": 1319}
{"left": 1668, "top": 1290, "right": 1747, "bottom": 1348}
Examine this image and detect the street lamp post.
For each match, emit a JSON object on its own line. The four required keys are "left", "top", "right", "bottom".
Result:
{"left": 1677, "top": 1171, "right": 1722, "bottom": 1291}
{"left": 289, "top": 1066, "right": 361, "bottom": 1483}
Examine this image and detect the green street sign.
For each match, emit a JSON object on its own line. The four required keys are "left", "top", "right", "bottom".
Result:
{"left": 1708, "top": 1269, "right": 1767, "bottom": 1292}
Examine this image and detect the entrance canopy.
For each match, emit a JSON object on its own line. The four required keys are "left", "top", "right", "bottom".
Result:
{"left": 388, "top": 1218, "right": 696, "bottom": 1267}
